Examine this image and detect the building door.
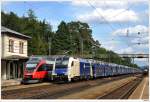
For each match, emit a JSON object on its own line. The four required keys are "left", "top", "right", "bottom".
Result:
{"left": 10, "top": 62, "right": 14, "bottom": 79}
{"left": 15, "top": 62, "right": 18, "bottom": 78}
{"left": 20, "top": 62, "right": 24, "bottom": 78}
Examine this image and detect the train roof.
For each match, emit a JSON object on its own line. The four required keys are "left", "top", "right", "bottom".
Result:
{"left": 28, "top": 55, "right": 139, "bottom": 69}
{"left": 78, "top": 58, "right": 90, "bottom": 63}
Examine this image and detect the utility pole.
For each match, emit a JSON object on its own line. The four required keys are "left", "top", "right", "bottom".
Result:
{"left": 92, "top": 46, "right": 95, "bottom": 59}
{"left": 48, "top": 37, "right": 51, "bottom": 55}
{"left": 109, "top": 50, "right": 110, "bottom": 63}
{"left": 80, "top": 37, "right": 83, "bottom": 57}
{"left": 132, "top": 57, "right": 134, "bottom": 64}
{"left": 69, "top": 29, "right": 74, "bottom": 56}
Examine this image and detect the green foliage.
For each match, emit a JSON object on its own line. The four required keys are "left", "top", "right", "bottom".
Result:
{"left": 67, "top": 21, "right": 93, "bottom": 55}
{"left": 52, "top": 21, "right": 71, "bottom": 54}
{"left": 1, "top": 10, "right": 138, "bottom": 68}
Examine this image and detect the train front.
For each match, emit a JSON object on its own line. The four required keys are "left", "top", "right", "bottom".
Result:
{"left": 22, "top": 58, "right": 40, "bottom": 83}
{"left": 53, "top": 57, "right": 70, "bottom": 81}
{"left": 22, "top": 56, "right": 54, "bottom": 84}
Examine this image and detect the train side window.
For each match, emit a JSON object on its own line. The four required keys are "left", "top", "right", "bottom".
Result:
{"left": 37, "top": 65, "right": 45, "bottom": 71}
{"left": 71, "top": 61, "right": 74, "bottom": 67}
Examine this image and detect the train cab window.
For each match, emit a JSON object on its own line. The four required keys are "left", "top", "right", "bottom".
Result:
{"left": 37, "top": 65, "right": 45, "bottom": 71}
{"left": 56, "top": 58, "right": 62, "bottom": 64}
{"left": 55, "top": 57, "right": 69, "bottom": 68}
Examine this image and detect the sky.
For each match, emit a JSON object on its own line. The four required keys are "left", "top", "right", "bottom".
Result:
{"left": 1, "top": 0, "right": 149, "bottom": 66}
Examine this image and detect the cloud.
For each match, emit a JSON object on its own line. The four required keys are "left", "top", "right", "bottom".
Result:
{"left": 131, "top": 36, "right": 149, "bottom": 44}
{"left": 72, "top": 0, "right": 148, "bottom": 8}
{"left": 72, "top": 0, "right": 127, "bottom": 8}
{"left": 112, "top": 25, "right": 148, "bottom": 36}
{"left": 77, "top": 8, "right": 139, "bottom": 24}
{"left": 112, "top": 25, "right": 149, "bottom": 48}
{"left": 101, "top": 40, "right": 120, "bottom": 51}
{"left": 115, "top": 43, "right": 149, "bottom": 54}
{"left": 134, "top": 58, "right": 148, "bottom": 62}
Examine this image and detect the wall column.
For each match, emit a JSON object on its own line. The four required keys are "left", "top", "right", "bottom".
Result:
{"left": 1, "top": 60, "right": 7, "bottom": 80}
{"left": 6, "top": 61, "right": 10, "bottom": 80}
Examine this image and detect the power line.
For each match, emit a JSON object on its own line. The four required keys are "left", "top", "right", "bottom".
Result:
{"left": 87, "top": 0, "right": 116, "bottom": 31}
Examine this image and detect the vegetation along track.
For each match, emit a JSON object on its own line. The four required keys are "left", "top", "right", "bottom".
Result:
{"left": 97, "top": 75, "right": 143, "bottom": 99}
{"left": 2, "top": 74, "right": 140, "bottom": 99}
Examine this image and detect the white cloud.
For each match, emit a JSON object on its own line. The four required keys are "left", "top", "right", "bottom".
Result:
{"left": 131, "top": 36, "right": 149, "bottom": 44}
{"left": 77, "top": 8, "right": 139, "bottom": 24}
{"left": 72, "top": 0, "right": 127, "bottom": 8}
{"left": 134, "top": 58, "right": 148, "bottom": 62}
{"left": 112, "top": 25, "right": 149, "bottom": 49}
{"left": 115, "top": 44, "right": 149, "bottom": 54}
{"left": 101, "top": 40, "right": 120, "bottom": 51}
{"left": 72, "top": 0, "right": 148, "bottom": 8}
{"left": 112, "top": 25, "right": 148, "bottom": 36}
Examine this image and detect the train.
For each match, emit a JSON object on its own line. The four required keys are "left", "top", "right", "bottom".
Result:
{"left": 22, "top": 55, "right": 142, "bottom": 83}
{"left": 22, "top": 56, "right": 56, "bottom": 83}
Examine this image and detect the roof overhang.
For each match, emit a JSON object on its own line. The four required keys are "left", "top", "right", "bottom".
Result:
{"left": 1, "top": 55, "right": 29, "bottom": 60}
{"left": 1, "top": 26, "right": 32, "bottom": 40}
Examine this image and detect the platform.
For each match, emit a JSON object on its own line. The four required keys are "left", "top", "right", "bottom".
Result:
{"left": 129, "top": 76, "right": 149, "bottom": 99}
{"left": 1, "top": 79, "right": 22, "bottom": 88}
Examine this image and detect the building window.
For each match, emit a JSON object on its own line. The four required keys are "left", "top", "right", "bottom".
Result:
{"left": 9, "top": 39, "right": 14, "bottom": 52}
{"left": 19, "top": 41, "right": 24, "bottom": 54}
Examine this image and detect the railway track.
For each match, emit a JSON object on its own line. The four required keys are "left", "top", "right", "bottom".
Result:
{"left": 2, "top": 74, "right": 141, "bottom": 99}
{"left": 96, "top": 75, "right": 143, "bottom": 99}
{"left": 22, "top": 76, "right": 132, "bottom": 99}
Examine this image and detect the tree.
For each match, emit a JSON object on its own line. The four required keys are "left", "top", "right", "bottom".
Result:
{"left": 67, "top": 21, "right": 93, "bottom": 56}
{"left": 52, "top": 21, "right": 71, "bottom": 54}
{"left": 27, "top": 9, "right": 36, "bottom": 20}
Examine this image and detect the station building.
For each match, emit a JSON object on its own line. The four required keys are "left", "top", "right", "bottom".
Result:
{"left": 1, "top": 26, "right": 31, "bottom": 80}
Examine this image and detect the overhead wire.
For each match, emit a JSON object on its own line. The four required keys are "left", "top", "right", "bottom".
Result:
{"left": 87, "top": 0, "right": 116, "bottom": 31}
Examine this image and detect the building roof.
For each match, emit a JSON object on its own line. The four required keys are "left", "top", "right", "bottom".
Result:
{"left": 1, "top": 26, "right": 31, "bottom": 39}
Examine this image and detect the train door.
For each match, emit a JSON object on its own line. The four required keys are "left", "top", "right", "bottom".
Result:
{"left": 33, "top": 64, "right": 48, "bottom": 79}
{"left": 92, "top": 64, "right": 96, "bottom": 78}
{"left": 84, "top": 63, "right": 91, "bottom": 79}
{"left": 94, "top": 64, "right": 98, "bottom": 77}
{"left": 71, "top": 60, "right": 80, "bottom": 78}
{"left": 104, "top": 64, "right": 108, "bottom": 76}
{"left": 90, "top": 63, "right": 93, "bottom": 78}
{"left": 102, "top": 64, "right": 105, "bottom": 76}
{"left": 80, "top": 62, "right": 85, "bottom": 79}
{"left": 99, "top": 64, "right": 103, "bottom": 77}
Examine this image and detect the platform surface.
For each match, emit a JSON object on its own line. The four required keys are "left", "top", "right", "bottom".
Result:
{"left": 129, "top": 76, "right": 149, "bottom": 99}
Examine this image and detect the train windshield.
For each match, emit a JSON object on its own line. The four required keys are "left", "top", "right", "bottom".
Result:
{"left": 25, "top": 56, "right": 42, "bottom": 72}
{"left": 26, "top": 63, "right": 37, "bottom": 72}
{"left": 55, "top": 57, "right": 69, "bottom": 68}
